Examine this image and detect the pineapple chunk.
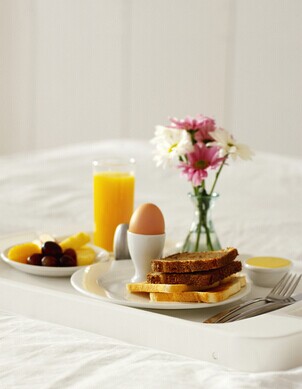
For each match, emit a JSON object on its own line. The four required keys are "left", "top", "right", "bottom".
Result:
{"left": 60, "top": 232, "right": 90, "bottom": 251}
{"left": 7, "top": 242, "right": 41, "bottom": 264}
{"left": 76, "top": 245, "right": 96, "bottom": 266}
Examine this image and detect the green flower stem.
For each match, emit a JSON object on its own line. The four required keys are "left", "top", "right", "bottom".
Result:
{"left": 193, "top": 186, "right": 202, "bottom": 251}
{"left": 193, "top": 193, "right": 214, "bottom": 251}
{"left": 200, "top": 197, "right": 214, "bottom": 251}
{"left": 194, "top": 214, "right": 202, "bottom": 251}
{"left": 209, "top": 156, "right": 228, "bottom": 196}
{"left": 182, "top": 187, "right": 222, "bottom": 252}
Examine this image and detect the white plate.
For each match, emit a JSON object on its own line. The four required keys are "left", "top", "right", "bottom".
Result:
{"left": 71, "top": 259, "right": 251, "bottom": 310}
{"left": 1, "top": 242, "right": 109, "bottom": 277}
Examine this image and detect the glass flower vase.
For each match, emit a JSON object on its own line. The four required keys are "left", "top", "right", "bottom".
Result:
{"left": 182, "top": 192, "right": 222, "bottom": 252}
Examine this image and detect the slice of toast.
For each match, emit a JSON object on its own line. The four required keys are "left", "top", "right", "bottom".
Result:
{"left": 151, "top": 247, "right": 238, "bottom": 273}
{"left": 147, "top": 260, "right": 242, "bottom": 287}
{"left": 149, "top": 276, "right": 246, "bottom": 303}
{"left": 126, "top": 280, "right": 222, "bottom": 294}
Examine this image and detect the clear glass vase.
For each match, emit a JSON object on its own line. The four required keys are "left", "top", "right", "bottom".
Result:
{"left": 182, "top": 192, "right": 222, "bottom": 252}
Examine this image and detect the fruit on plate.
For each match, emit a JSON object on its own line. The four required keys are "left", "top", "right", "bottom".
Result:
{"left": 42, "top": 241, "right": 63, "bottom": 258}
{"left": 59, "top": 254, "right": 77, "bottom": 267}
{"left": 41, "top": 255, "right": 59, "bottom": 267}
{"left": 75, "top": 246, "right": 96, "bottom": 266}
{"left": 60, "top": 232, "right": 90, "bottom": 251}
{"left": 7, "top": 242, "right": 41, "bottom": 264}
{"left": 27, "top": 253, "right": 43, "bottom": 266}
{"left": 63, "top": 248, "right": 77, "bottom": 260}
{"left": 7, "top": 232, "right": 96, "bottom": 268}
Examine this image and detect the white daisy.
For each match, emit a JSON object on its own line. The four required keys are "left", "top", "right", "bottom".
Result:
{"left": 210, "top": 127, "right": 254, "bottom": 161}
{"left": 151, "top": 126, "right": 194, "bottom": 168}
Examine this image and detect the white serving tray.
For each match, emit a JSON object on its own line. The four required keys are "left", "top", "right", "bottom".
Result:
{"left": 0, "top": 232, "right": 301, "bottom": 372}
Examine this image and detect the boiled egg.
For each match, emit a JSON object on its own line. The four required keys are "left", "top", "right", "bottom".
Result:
{"left": 128, "top": 203, "right": 165, "bottom": 235}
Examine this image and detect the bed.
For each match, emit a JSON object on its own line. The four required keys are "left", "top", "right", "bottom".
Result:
{"left": 0, "top": 139, "right": 301, "bottom": 388}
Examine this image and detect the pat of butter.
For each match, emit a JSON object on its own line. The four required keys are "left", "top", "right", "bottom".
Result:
{"left": 246, "top": 256, "right": 291, "bottom": 268}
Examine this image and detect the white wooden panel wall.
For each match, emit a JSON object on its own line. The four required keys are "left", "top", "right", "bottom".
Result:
{"left": 0, "top": 0, "right": 35, "bottom": 154}
{"left": 34, "top": 0, "right": 127, "bottom": 149}
{"left": 129, "top": 0, "right": 230, "bottom": 139}
{"left": 227, "top": 0, "right": 302, "bottom": 157}
{"left": 0, "top": 0, "right": 301, "bottom": 157}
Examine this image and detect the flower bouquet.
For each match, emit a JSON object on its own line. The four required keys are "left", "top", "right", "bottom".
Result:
{"left": 151, "top": 114, "right": 253, "bottom": 252}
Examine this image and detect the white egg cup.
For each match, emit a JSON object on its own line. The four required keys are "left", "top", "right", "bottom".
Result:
{"left": 127, "top": 231, "right": 165, "bottom": 283}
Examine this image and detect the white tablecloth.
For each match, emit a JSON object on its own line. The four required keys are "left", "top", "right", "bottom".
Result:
{"left": 0, "top": 140, "right": 302, "bottom": 388}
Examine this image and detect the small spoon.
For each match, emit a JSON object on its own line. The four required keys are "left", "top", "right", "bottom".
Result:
{"left": 113, "top": 224, "right": 131, "bottom": 260}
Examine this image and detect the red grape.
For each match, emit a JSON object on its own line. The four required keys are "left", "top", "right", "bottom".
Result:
{"left": 41, "top": 256, "right": 58, "bottom": 267}
{"left": 42, "top": 241, "right": 62, "bottom": 258}
{"left": 27, "top": 253, "right": 43, "bottom": 266}
{"left": 59, "top": 254, "right": 77, "bottom": 267}
{"left": 63, "top": 248, "right": 77, "bottom": 261}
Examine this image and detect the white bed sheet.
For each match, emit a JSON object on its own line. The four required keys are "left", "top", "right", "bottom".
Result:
{"left": 0, "top": 139, "right": 302, "bottom": 388}
{"left": 1, "top": 310, "right": 302, "bottom": 389}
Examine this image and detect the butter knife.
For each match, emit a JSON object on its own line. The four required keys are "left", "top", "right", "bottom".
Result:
{"left": 205, "top": 293, "right": 302, "bottom": 323}
{"left": 223, "top": 299, "right": 294, "bottom": 322}
{"left": 204, "top": 298, "right": 266, "bottom": 323}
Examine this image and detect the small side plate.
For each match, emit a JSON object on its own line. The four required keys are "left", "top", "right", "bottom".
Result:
{"left": 1, "top": 241, "right": 109, "bottom": 277}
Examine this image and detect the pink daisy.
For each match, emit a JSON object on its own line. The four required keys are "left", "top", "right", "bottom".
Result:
{"left": 169, "top": 114, "right": 216, "bottom": 143}
{"left": 178, "top": 144, "right": 224, "bottom": 186}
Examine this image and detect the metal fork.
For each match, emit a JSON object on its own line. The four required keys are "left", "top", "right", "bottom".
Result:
{"left": 215, "top": 273, "right": 301, "bottom": 323}
{"left": 265, "top": 273, "right": 301, "bottom": 301}
{"left": 222, "top": 297, "right": 297, "bottom": 323}
{"left": 205, "top": 273, "right": 301, "bottom": 324}
{"left": 220, "top": 273, "right": 302, "bottom": 323}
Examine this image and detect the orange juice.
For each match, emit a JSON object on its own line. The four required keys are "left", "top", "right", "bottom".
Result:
{"left": 93, "top": 170, "right": 135, "bottom": 251}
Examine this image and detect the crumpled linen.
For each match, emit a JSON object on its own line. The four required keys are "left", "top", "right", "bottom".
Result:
{"left": 0, "top": 311, "right": 302, "bottom": 389}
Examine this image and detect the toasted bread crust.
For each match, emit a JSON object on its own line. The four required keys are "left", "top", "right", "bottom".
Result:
{"left": 127, "top": 282, "right": 193, "bottom": 293}
{"left": 149, "top": 276, "right": 246, "bottom": 303}
{"left": 147, "top": 260, "right": 242, "bottom": 286}
{"left": 151, "top": 247, "right": 238, "bottom": 273}
{"left": 126, "top": 280, "right": 221, "bottom": 293}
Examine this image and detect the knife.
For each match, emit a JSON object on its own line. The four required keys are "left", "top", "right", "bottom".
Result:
{"left": 204, "top": 293, "right": 302, "bottom": 324}
{"left": 204, "top": 298, "right": 265, "bottom": 323}
{"left": 223, "top": 299, "right": 294, "bottom": 323}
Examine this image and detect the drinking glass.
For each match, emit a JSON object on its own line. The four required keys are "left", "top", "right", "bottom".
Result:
{"left": 93, "top": 159, "right": 135, "bottom": 251}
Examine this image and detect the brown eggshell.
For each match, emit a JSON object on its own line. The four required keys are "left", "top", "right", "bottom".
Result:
{"left": 128, "top": 203, "right": 165, "bottom": 235}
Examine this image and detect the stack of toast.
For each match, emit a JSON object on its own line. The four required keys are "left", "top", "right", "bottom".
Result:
{"left": 127, "top": 247, "right": 246, "bottom": 303}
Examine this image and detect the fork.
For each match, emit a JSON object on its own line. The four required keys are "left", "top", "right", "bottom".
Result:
{"left": 222, "top": 297, "right": 297, "bottom": 323}
{"left": 205, "top": 273, "right": 301, "bottom": 324}
{"left": 214, "top": 273, "right": 301, "bottom": 323}
{"left": 265, "top": 273, "right": 301, "bottom": 300}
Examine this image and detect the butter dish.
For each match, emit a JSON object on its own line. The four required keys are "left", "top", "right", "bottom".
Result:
{"left": 243, "top": 256, "right": 292, "bottom": 287}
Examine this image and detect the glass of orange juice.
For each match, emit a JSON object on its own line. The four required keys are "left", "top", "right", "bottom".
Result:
{"left": 93, "top": 159, "right": 135, "bottom": 251}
